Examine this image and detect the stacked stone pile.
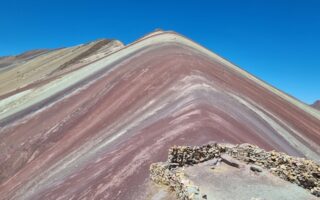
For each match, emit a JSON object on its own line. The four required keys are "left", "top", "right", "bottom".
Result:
{"left": 150, "top": 163, "right": 203, "bottom": 199}
{"left": 150, "top": 143, "right": 320, "bottom": 199}
{"left": 227, "top": 144, "right": 320, "bottom": 197}
{"left": 167, "top": 144, "right": 223, "bottom": 167}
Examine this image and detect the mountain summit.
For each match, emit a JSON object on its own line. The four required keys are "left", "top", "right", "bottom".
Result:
{"left": 311, "top": 100, "right": 320, "bottom": 110}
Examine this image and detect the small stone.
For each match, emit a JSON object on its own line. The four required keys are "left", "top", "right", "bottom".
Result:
{"left": 311, "top": 187, "right": 320, "bottom": 197}
{"left": 250, "top": 165, "right": 263, "bottom": 173}
{"left": 280, "top": 165, "right": 286, "bottom": 170}
{"left": 221, "top": 154, "right": 240, "bottom": 168}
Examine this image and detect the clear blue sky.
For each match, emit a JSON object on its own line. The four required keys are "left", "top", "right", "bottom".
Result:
{"left": 0, "top": 0, "right": 319, "bottom": 104}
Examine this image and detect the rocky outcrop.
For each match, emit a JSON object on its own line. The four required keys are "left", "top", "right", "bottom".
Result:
{"left": 150, "top": 143, "right": 320, "bottom": 199}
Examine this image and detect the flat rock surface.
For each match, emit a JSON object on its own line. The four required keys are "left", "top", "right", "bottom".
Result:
{"left": 184, "top": 158, "right": 318, "bottom": 200}
{"left": 137, "top": 182, "right": 177, "bottom": 200}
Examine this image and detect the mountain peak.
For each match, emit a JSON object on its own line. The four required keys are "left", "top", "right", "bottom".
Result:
{"left": 311, "top": 100, "right": 320, "bottom": 110}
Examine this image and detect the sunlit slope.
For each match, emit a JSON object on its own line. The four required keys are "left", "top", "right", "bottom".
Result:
{"left": 0, "top": 39, "right": 123, "bottom": 97}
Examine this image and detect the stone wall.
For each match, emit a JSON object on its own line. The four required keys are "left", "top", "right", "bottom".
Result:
{"left": 150, "top": 143, "right": 320, "bottom": 199}
{"left": 227, "top": 144, "right": 320, "bottom": 196}
{"left": 150, "top": 163, "right": 203, "bottom": 199}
